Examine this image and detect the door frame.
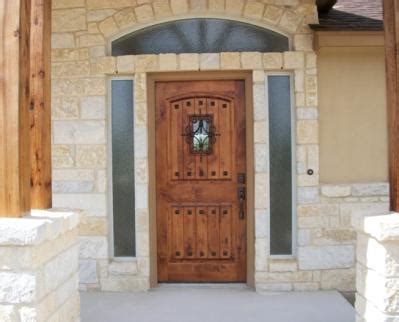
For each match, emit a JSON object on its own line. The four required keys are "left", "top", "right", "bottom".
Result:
{"left": 147, "top": 71, "right": 254, "bottom": 287}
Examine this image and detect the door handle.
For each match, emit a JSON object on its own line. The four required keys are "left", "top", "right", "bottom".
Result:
{"left": 237, "top": 187, "right": 246, "bottom": 220}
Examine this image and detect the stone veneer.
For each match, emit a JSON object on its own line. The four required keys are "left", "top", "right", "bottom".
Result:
{"left": 0, "top": 210, "right": 80, "bottom": 322}
{"left": 353, "top": 212, "right": 399, "bottom": 321}
{"left": 50, "top": 0, "right": 389, "bottom": 292}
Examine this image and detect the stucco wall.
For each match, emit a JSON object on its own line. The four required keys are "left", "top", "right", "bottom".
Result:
{"left": 318, "top": 45, "right": 388, "bottom": 183}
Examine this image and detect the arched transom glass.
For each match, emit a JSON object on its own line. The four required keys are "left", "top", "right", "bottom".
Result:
{"left": 111, "top": 18, "right": 290, "bottom": 55}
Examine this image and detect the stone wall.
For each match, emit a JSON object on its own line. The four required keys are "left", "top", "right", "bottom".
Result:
{"left": 0, "top": 210, "right": 80, "bottom": 322}
{"left": 50, "top": 0, "right": 389, "bottom": 292}
{"left": 353, "top": 212, "right": 399, "bottom": 321}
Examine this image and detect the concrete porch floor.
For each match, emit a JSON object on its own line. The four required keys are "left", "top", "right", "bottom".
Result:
{"left": 81, "top": 285, "right": 355, "bottom": 322}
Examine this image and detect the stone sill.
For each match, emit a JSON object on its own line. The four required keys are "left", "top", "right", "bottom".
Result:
{"left": 0, "top": 208, "right": 80, "bottom": 246}
{"left": 352, "top": 212, "right": 399, "bottom": 241}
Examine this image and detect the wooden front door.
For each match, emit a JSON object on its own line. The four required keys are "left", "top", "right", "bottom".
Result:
{"left": 156, "top": 80, "right": 246, "bottom": 282}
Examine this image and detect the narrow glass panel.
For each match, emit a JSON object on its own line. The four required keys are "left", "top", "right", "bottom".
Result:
{"left": 268, "top": 75, "right": 293, "bottom": 255}
{"left": 111, "top": 80, "right": 135, "bottom": 257}
{"left": 112, "top": 18, "right": 289, "bottom": 55}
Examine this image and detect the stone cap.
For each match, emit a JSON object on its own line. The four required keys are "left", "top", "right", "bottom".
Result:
{"left": 0, "top": 208, "right": 80, "bottom": 246}
{"left": 352, "top": 212, "right": 399, "bottom": 241}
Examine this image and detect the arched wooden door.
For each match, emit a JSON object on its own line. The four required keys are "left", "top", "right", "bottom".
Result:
{"left": 156, "top": 80, "right": 247, "bottom": 282}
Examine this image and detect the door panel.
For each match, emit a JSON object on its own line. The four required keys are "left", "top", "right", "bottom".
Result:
{"left": 156, "top": 80, "right": 246, "bottom": 282}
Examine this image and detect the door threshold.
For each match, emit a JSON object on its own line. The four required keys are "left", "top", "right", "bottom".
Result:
{"left": 156, "top": 283, "right": 250, "bottom": 290}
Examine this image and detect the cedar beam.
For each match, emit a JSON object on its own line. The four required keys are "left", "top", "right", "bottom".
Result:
{"left": 383, "top": 0, "right": 399, "bottom": 211}
{"left": 30, "top": 0, "right": 52, "bottom": 209}
{"left": 0, "top": 0, "right": 32, "bottom": 217}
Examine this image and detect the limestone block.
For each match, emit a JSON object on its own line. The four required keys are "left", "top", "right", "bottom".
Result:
{"left": 298, "top": 216, "right": 328, "bottom": 229}
{"left": 170, "top": 0, "right": 189, "bottom": 14}
{"left": 255, "top": 173, "right": 269, "bottom": 209}
{"left": 159, "top": 54, "right": 177, "bottom": 71}
{"left": 135, "top": 158, "right": 148, "bottom": 184}
{"left": 75, "top": 145, "right": 106, "bottom": 168}
{"left": 0, "top": 272, "right": 36, "bottom": 303}
{"left": 296, "top": 120, "right": 318, "bottom": 144}
{"left": 87, "top": 9, "right": 116, "bottom": 22}
{"left": 352, "top": 183, "right": 389, "bottom": 197}
{"left": 190, "top": 0, "right": 207, "bottom": 12}
{"left": 134, "top": 127, "right": 148, "bottom": 158}
{"left": 297, "top": 204, "right": 339, "bottom": 217}
{"left": 220, "top": 52, "right": 241, "bottom": 69}
{"left": 101, "top": 276, "right": 149, "bottom": 292}
{"left": 225, "top": 0, "right": 244, "bottom": 15}
{"left": 52, "top": 97, "right": 80, "bottom": 119}
{"left": 52, "top": 9, "right": 86, "bottom": 32}
{"left": 52, "top": 78, "right": 106, "bottom": 96}
{"left": 114, "top": 8, "right": 136, "bottom": 28}
{"left": 209, "top": 0, "right": 225, "bottom": 12}
{"left": 153, "top": 0, "right": 172, "bottom": 18}
{"left": 55, "top": 274, "right": 79, "bottom": 310}
{"left": 135, "top": 55, "right": 158, "bottom": 72}
{"left": 138, "top": 257, "right": 150, "bottom": 276}
{"left": 297, "top": 187, "right": 319, "bottom": 204}
{"left": 305, "top": 75, "right": 317, "bottom": 94}
{"left": 52, "top": 48, "right": 89, "bottom": 62}
{"left": 283, "top": 52, "right": 305, "bottom": 69}
{"left": 321, "top": 185, "right": 351, "bottom": 197}
{"left": 88, "top": 22, "right": 100, "bottom": 34}
{"left": 81, "top": 96, "right": 106, "bottom": 120}
{"left": 53, "top": 121, "right": 105, "bottom": 144}
{"left": 98, "top": 17, "right": 118, "bottom": 37}
{"left": 52, "top": 33, "right": 75, "bottom": 49}
{"left": 96, "top": 169, "right": 106, "bottom": 193}
{"left": 86, "top": 0, "right": 136, "bottom": 9}
{"left": 136, "top": 232, "right": 150, "bottom": 257}
{"left": 279, "top": 10, "right": 302, "bottom": 33}
{"left": 108, "top": 261, "right": 138, "bottom": 275}
{"left": 294, "top": 34, "right": 313, "bottom": 51}
{"left": 295, "top": 92, "right": 305, "bottom": 107}
{"left": 0, "top": 305, "right": 17, "bottom": 322}
{"left": 53, "top": 194, "right": 106, "bottom": 216}
{"left": 296, "top": 107, "right": 317, "bottom": 120}
{"left": 307, "top": 145, "right": 319, "bottom": 173}
{"left": 269, "top": 261, "right": 298, "bottom": 272}
{"left": 253, "top": 84, "right": 266, "bottom": 121}
{"left": 134, "top": 73, "right": 147, "bottom": 102}
{"left": 79, "top": 259, "right": 98, "bottom": 284}
{"left": 56, "top": 292, "right": 80, "bottom": 321}
{"left": 255, "top": 210, "right": 268, "bottom": 238}
{"left": 294, "top": 70, "right": 304, "bottom": 92}
{"left": 355, "top": 293, "right": 395, "bottom": 322}
{"left": 313, "top": 229, "right": 356, "bottom": 245}
{"left": 79, "top": 236, "right": 108, "bottom": 259}
{"left": 90, "top": 46, "right": 106, "bottom": 58}
{"left": 53, "top": 180, "right": 94, "bottom": 193}
{"left": 53, "top": 0, "right": 85, "bottom": 9}
{"left": 298, "top": 245, "right": 355, "bottom": 270}
{"left": 52, "top": 145, "right": 75, "bottom": 168}
{"left": 200, "top": 53, "right": 220, "bottom": 70}
{"left": 136, "top": 184, "right": 149, "bottom": 209}
{"left": 134, "top": 102, "right": 147, "bottom": 126}
{"left": 254, "top": 121, "right": 268, "bottom": 143}
{"left": 297, "top": 174, "right": 319, "bottom": 187}
{"left": 297, "top": 229, "right": 311, "bottom": 246}
{"left": 52, "top": 61, "right": 90, "bottom": 78}
{"left": 243, "top": 1, "right": 265, "bottom": 20}
{"left": 257, "top": 283, "right": 293, "bottom": 292}
{"left": 79, "top": 215, "right": 107, "bottom": 236}
{"left": 263, "top": 5, "right": 284, "bottom": 25}
{"left": 179, "top": 54, "right": 199, "bottom": 70}
{"left": 117, "top": 55, "right": 135, "bottom": 73}
{"left": 294, "top": 282, "right": 320, "bottom": 291}
{"left": 256, "top": 271, "right": 313, "bottom": 283}
{"left": 135, "top": 4, "right": 154, "bottom": 23}
{"left": 306, "top": 53, "right": 317, "bottom": 69}
{"left": 252, "top": 70, "right": 265, "bottom": 83}
{"left": 77, "top": 34, "right": 105, "bottom": 47}
{"left": 91, "top": 56, "right": 117, "bottom": 74}
{"left": 263, "top": 53, "right": 283, "bottom": 70}
{"left": 255, "top": 144, "right": 268, "bottom": 172}
{"left": 241, "top": 52, "right": 263, "bottom": 69}
{"left": 255, "top": 238, "right": 268, "bottom": 271}
{"left": 136, "top": 209, "right": 149, "bottom": 233}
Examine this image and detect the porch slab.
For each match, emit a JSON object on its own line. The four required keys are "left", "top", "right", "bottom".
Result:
{"left": 81, "top": 285, "right": 354, "bottom": 322}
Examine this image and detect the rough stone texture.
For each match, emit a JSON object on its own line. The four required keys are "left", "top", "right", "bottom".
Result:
{"left": 0, "top": 210, "right": 80, "bottom": 322}
{"left": 354, "top": 212, "right": 399, "bottom": 321}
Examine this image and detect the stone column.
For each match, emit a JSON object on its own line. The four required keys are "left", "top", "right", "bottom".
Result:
{"left": 0, "top": 210, "right": 80, "bottom": 322}
{"left": 353, "top": 212, "right": 399, "bottom": 321}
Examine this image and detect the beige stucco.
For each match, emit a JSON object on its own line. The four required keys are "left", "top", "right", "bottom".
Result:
{"left": 318, "top": 41, "right": 388, "bottom": 183}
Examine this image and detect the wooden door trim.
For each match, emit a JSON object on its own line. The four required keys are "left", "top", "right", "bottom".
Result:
{"left": 147, "top": 71, "right": 254, "bottom": 287}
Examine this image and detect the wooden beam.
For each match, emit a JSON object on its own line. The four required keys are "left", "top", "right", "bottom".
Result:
{"left": 30, "top": 0, "right": 51, "bottom": 209}
{"left": 0, "top": 0, "right": 32, "bottom": 217}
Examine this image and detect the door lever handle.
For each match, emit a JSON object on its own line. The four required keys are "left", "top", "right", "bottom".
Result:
{"left": 238, "top": 187, "right": 246, "bottom": 220}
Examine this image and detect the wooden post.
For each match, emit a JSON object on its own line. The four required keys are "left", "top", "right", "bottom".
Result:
{"left": 30, "top": 0, "right": 52, "bottom": 209}
{"left": 383, "top": 0, "right": 399, "bottom": 211}
{"left": 0, "top": 0, "right": 32, "bottom": 217}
